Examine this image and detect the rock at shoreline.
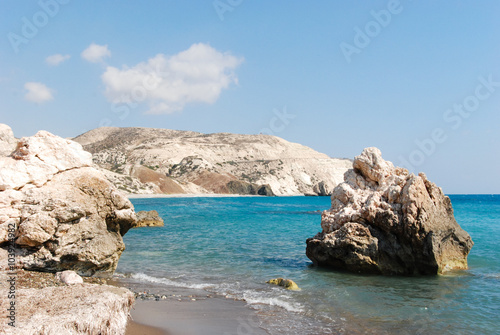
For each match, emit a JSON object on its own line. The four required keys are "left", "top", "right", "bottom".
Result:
{"left": 266, "top": 278, "right": 300, "bottom": 291}
{"left": 306, "top": 147, "right": 473, "bottom": 275}
{"left": 226, "top": 180, "right": 274, "bottom": 196}
{"left": 134, "top": 210, "right": 164, "bottom": 228}
{"left": 0, "top": 282, "right": 133, "bottom": 334}
{"left": 312, "top": 181, "right": 331, "bottom": 196}
{"left": 0, "top": 125, "right": 136, "bottom": 277}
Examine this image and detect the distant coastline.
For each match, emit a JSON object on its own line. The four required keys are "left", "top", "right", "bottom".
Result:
{"left": 73, "top": 126, "right": 351, "bottom": 197}
{"left": 126, "top": 193, "right": 308, "bottom": 199}
{"left": 126, "top": 193, "right": 500, "bottom": 199}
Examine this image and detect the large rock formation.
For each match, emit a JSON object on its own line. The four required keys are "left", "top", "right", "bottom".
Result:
{"left": 73, "top": 127, "right": 352, "bottom": 196}
{"left": 0, "top": 125, "right": 136, "bottom": 277}
{"left": 306, "top": 147, "right": 473, "bottom": 275}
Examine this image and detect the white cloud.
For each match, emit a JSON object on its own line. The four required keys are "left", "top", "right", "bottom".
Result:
{"left": 101, "top": 43, "right": 244, "bottom": 114}
{"left": 81, "top": 43, "right": 111, "bottom": 63}
{"left": 45, "top": 54, "right": 71, "bottom": 66}
{"left": 24, "top": 82, "right": 54, "bottom": 104}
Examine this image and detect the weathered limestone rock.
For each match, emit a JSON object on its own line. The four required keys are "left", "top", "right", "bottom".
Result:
{"left": 0, "top": 130, "right": 93, "bottom": 190}
{"left": 0, "top": 124, "right": 136, "bottom": 277}
{"left": 0, "top": 123, "right": 16, "bottom": 156}
{"left": 0, "top": 282, "right": 134, "bottom": 334}
{"left": 313, "top": 181, "right": 331, "bottom": 196}
{"left": 306, "top": 147, "right": 473, "bottom": 275}
{"left": 133, "top": 210, "right": 164, "bottom": 228}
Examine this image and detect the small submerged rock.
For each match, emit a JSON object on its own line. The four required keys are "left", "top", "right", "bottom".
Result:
{"left": 266, "top": 278, "right": 301, "bottom": 291}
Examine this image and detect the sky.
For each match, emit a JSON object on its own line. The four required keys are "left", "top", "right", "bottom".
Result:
{"left": 0, "top": 1, "right": 499, "bottom": 194}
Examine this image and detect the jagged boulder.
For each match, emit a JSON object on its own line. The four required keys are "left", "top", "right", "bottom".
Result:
{"left": 0, "top": 125, "right": 136, "bottom": 277}
{"left": 306, "top": 147, "right": 473, "bottom": 275}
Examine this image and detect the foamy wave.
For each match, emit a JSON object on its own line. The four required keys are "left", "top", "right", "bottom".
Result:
{"left": 131, "top": 273, "right": 214, "bottom": 290}
{"left": 243, "top": 292, "right": 304, "bottom": 313}
{"left": 131, "top": 273, "right": 304, "bottom": 313}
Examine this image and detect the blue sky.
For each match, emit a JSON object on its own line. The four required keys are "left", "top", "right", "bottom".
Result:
{"left": 1, "top": 1, "right": 499, "bottom": 194}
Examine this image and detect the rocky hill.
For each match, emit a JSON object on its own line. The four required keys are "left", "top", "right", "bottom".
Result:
{"left": 73, "top": 127, "right": 351, "bottom": 196}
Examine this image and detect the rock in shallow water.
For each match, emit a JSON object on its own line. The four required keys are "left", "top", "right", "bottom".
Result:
{"left": 0, "top": 124, "right": 136, "bottom": 277}
{"left": 133, "top": 210, "right": 164, "bottom": 227}
{"left": 266, "top": 277, "right": 300, "bottom": 290}
{"left": 306, "top": 147, "right": 473, "bottom": 275}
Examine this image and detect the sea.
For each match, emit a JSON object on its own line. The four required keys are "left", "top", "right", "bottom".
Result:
{"left": 116, "top": 195, "right": 500, "bottom": 334}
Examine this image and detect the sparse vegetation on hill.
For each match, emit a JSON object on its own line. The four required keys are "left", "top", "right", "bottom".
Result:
{"left": 73, "top": 127, "right": 352, "bottom": 196}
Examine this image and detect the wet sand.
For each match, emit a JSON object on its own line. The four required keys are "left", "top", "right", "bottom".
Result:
{"left": 127, "top": 298, "right": 268, "bottom": 335}
{"left": 125, "top": 320, "right": 170, "bottom": 335}
{"left": 117, "top": 278, "right": 269, "bottom": 335}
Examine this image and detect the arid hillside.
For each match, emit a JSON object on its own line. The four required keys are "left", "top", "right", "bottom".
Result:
{"left": 73, "top": 127, "right": 351, "bottom": 196}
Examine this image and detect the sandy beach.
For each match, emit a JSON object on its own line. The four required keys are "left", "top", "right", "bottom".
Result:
{"left": 126, "top": 320, "right": 169, "bottom": 335}
{"left": 116, "top": 277, "right": 268, "bottom": 335}
{"left": 126, "top": 298, "right": 268, "bottom": 335}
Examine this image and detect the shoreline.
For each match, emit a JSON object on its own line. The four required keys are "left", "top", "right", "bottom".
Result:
{"left": 126, "top": 298, "right": 268, "bottom": 335}
{"left": 113, "top": 277, "right": 269, "bottom": 335}
{"left": 126, "top": 193, "right": 498, "bottom": 200}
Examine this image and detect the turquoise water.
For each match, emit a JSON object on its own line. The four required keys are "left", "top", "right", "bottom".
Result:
{"left": 117, "top": 195, "right": 500, "bottom": 334}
